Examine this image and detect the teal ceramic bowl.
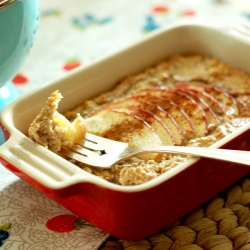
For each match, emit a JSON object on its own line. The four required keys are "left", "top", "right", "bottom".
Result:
{"left": 0, "top": 0, "right": 39, "bottom": 143}
{"left": 0, "top": 0, "right": 39, "bottom": 86}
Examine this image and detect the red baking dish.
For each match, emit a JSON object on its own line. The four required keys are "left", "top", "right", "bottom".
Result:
{"left": 1, "top": 22, "right": 250, "bottom": 240}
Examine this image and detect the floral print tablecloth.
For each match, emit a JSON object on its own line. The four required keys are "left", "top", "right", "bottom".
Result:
{"left": 0, "top": 178, "right": 106, "bottom": 249}
{"left": 1, "top": 0, "right": 250, "bottom": 249}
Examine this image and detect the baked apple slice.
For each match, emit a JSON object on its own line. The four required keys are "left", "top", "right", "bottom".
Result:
{"left": 85, "top": 109, "right": 163, "bottom": 161}
{"left": 96, "top": 96, "right": 183, "bottom": 145}
{"left": 174, "top": 90, "right": 209, "bottom": 136}
{"left": 206, "top": 88, "right": 238, "bottom": 116}
{"left": 175, "top": 82, "right": 239, "bottom": 115}
{"left": 176, "top": 86, "right": 226, "bottom": 115}
{"left": 177, "top": 90, "right": 219, "bottom": 132}
{"left": 133, "top": 94, "right": 195, "bottom": 140}
{"left": 136, "top": 88, "right": 209, "bottom": 137}
{"left": 111, "top": 106, "right": 175, "bottom": 146}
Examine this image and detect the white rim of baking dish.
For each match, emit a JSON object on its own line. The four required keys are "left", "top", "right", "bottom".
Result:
{"left": 1, "top": 21, "right": 250, "bottom": 193}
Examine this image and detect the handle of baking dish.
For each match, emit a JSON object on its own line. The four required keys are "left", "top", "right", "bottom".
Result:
{"left": 0, "top": 133, "right": 92, "bottom": 189}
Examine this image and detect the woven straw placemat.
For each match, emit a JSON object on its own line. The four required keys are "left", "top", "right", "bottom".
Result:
{"left": 99, "top": 175, "right": 250, "bottom": 250}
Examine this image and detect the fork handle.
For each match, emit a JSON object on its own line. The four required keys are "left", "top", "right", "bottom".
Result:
{"left": 120, "top": 146, "right": 250, "bottom": 166}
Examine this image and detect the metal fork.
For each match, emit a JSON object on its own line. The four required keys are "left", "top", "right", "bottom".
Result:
{"left": 60, "top": 133, "right": 250, "bottom": 168}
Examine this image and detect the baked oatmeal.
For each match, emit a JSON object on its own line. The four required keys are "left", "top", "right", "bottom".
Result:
{"left": 28, "top": 54, "right": 250, "bottom": 186}
{"left": 28, "top": 91, "right": 86, "bottom": 153}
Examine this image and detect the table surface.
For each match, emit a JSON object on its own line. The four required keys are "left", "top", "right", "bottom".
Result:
{"left": 1, "top": 0, "right": 250, "bottom": 249}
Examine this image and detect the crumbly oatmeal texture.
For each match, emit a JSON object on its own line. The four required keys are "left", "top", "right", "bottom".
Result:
{"left": 28, "top": 91, "right": 66, "bottom": 153}
{"left": 29, "top": 54, "right": 250, "bottom": 186}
